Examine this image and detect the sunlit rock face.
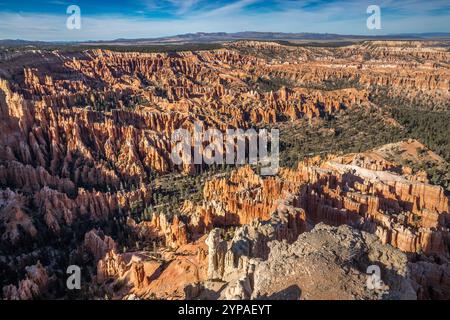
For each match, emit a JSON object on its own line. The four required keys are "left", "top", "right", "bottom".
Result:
{"left": 0, "top": 40, "right": 449, "bottom": 300}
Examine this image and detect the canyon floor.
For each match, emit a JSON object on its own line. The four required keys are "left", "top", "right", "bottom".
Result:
{"left": 0, "top": 40, "right": 449, "bottom": 300}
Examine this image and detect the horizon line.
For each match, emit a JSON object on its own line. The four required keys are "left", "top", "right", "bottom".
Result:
{"left": 2, "top": 31, "right": 450, "bottom": 44}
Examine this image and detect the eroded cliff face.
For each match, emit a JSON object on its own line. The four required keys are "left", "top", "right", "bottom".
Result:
{"left": 229, "top": 41, "right": 449, "bottom": 110}
{"left": 90, "top": 153, "right": 449, "bottom": 300}
{"left": 0, "top": 40, "right": 449, "bottom": 300}
{"left": 2, "top": 261, "right": 50, "bottom": 300}
{"left": 172, "top": 153, "right": 449, "bottom": 256}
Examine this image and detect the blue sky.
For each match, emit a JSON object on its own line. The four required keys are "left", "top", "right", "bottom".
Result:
{"left": 0, "top": 0, "right": 449, "bottom": 41}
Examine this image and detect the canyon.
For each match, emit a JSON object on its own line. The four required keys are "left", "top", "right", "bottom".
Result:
{"left": 0, "top": 40, "right": 449, "bottom": 300}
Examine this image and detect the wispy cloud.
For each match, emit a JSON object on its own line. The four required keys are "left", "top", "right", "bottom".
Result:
{"left": 143, "top": 0, "right": 199, "bottom": 15}
{"left": 202, "top": 0, "right": 261, "bottom": 16}
{"left": 171, "top": 0, "right": 199, "bottom": 14}
{"left": 0, "top": 0, "right": 448, "bottom": 41}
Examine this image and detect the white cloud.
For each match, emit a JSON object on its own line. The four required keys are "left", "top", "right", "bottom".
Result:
{"left": 0, "top": 0, "right": 449, "bottom": 41}
{"left": 201, "top": 0, "right": 260, "bottom": 17}
{"left": 171, "top": 0, "right": 199, "bottom": 14}
{"left": 142, "top": 0, "right": 199, "bottom": 15}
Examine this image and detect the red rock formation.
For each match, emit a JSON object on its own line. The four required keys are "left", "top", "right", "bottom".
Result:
{"left": 0, "top": 189, "right": 37, "bottom": 243}
{"left": 1, "top": 40, "right": 449, "bottom": 300}
{"left": 84, "top": 229, "right": 117, "bottom": 261}
{"left": 2, "top": 262, "right": 49, "bottom": 300}
{"left": 96, "top": 238, "right": 208, "bottom": 299}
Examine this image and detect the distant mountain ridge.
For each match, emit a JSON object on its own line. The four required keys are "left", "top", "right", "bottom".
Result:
{"left": 82, "top": 32, "right": 450, "bottom": 44}
{"left": 1, "top": 31, "right": 450, "bottom": 46}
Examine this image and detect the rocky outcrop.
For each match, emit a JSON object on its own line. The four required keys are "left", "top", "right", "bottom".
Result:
{"left": 2, "top": 262, "right": 49, "bottom": 300}
{"left": 1, "top": 40, "right": 449, "bottom": 300}
{"left": 95, "top": 238, "right": 209, "bottom": 300}
{"left": 96, "top": 251, "right": 161, "bottom": 291}
{"left": 198, "top": 160, "right": 449, "bottom": 257}
{"left": 0, "top": 46, "right": 376, "bottom": 184}
{"left": 250, "top": 223, "right": 416, "bottom": 300}
{"left": 84, "top": 229, "right": 117, "bottom": 261}
{"left": 200, "top": 223, "right": 450, "bottom": 300}
{"left": 205, "top": 197, "right": 306, "bottom": 283}
{"left": 409, "top": 259, "right": 450, "bottom": 300}
{"left": 0, "top": 188, "right": 37, "bottom": 243}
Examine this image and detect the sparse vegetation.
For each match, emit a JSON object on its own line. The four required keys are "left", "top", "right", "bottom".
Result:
{"left": 279, "top": 105, "right": 405, "bottom": 168}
